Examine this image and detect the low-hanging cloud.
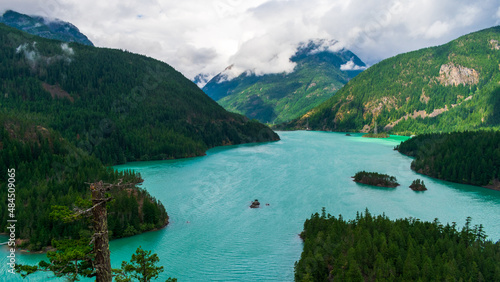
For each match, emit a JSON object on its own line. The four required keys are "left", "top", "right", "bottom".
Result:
{"left": 340, "top": 59, "right": 368, "bottom": 71}
{"left": 16, "top": 42, "right": 39, "bottom": 65}
{"left": 60, "top": 43, "right": 74, "bottom": 56}
{"left": 2, "top": 0, "right": 500, "bottom": 83}
{"left": 15, "top": 41, "right": 75, "bottom": 68}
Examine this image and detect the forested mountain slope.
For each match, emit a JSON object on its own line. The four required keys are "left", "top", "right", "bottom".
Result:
{"left": 0, "top": 113, "right": 168, "bottom": 250}
{"left": 396, "top": 131, "right": 500, "bottom": 188}
{"left": 285, "top": 26, "right": 500, "bottom": 134}
{"left": 203, "top": 40, "right": 365, "bottom": 124}
{"left": 0, "top": 24, "right": 279, "bottom": 165}
{"left": 295, "top": 209, "right": 500, "bottom": 281}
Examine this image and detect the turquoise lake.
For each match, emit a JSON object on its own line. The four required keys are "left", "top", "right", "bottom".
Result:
{"left": 2, "top": 131, "right": 500, "bottom": 281}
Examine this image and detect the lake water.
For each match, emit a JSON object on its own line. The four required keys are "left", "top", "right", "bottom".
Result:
{"left": 2, "top": 131, "right": 500, "bottom": 281}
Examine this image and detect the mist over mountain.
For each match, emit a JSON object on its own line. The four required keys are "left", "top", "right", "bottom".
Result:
{"left": 203, "top": 39, "right": 366, "bottom": 124}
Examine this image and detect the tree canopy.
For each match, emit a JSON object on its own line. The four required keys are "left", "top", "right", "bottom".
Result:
{"left": 397, "top": 130, "right": 500, "bottom": 187}
{"left": 295, "top": 209, "right": 500, "bottom": 281}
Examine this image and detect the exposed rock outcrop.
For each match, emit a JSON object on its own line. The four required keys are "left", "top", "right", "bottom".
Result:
{"left": 250, "top": 199, "right": 260, "bottom": 208}
{"left": 490, "top": 39, "right": 500, "bottom": 50}
{"left": 437, "top": 62, "right": 479, "bottom": 87}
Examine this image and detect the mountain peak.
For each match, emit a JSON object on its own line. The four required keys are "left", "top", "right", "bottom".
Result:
{"left": 0, "top": 10, "right": 94, "bottom": 46}
{"left": 294, "top": 39, "right": 341, "bottom": 57}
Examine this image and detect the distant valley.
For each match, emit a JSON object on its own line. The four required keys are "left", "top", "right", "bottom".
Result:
{"left": 203, "top": 39, "right": 366, "bottom": 124}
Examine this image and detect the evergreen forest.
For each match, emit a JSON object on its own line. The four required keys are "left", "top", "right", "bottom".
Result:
{"left": 295, "top": 209, "right": 500, "bottom": 281}
{"left": 0, "top": 114, "right": 168, "bottom": 250}
{"left": 397, "top": 130, "right": 500, "bottom": 187}
{"left": 0, "top": 23, "right": 278, "bottom": 166}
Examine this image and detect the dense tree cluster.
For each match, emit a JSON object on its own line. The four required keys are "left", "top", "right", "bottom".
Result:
{"left": 353, "top": 171, "right": 399, "bottom": 188}
{"left": 295, "top": 209, "right": 500, "bottom": 281}
{"left": 284, "top": 26, "right": 500, "bottom": 134}
{"left": 0, "top": 24, "right": 278, "bottom": 165}
{"left": 0, "top": 114, "right": 168, "bottom": 250}
{"left": 397, "top": 131, "right": 500, "bottom": 186}
{"left": 409, "top": 179, "right": 427, "bottom": 191}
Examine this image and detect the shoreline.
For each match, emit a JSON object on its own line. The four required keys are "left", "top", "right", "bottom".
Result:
{"left": 409, "top": 168, "right": 500, "bottom": 192}
{"left": 273, "top": 127, "right": 413, "bottom": 137}
{"left": 112, "top": 138, "right": 281, "bottom": 167}
{"left": 2, "top": 220, "right": 170, "bottom": 255}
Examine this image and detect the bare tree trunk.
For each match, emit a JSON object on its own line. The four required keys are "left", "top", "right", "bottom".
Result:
{"left": 91, "top": 183, "right": 112, "bottom": 282}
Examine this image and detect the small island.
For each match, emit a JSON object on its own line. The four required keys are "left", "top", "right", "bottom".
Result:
{"left": 409, "top": 179, "right": 427, "bottom": 191}
{"left": 352, "top": 171, "right": 399, "bottom": 188}
{"left": 250, "top": 199, "right": 260, "bottom": 208}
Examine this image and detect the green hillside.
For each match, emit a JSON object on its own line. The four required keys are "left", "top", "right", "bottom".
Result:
{"left": 0, "top": 23, "right": 278, "bottom": 250}
{"left": 285, "top": 26, "right": 500, "bottom": 134}
{"left": 203, "top": 40, "right": 365, "bottom": 124}
{"left": 0, "top": 23, "right": 279, "bottom": 165}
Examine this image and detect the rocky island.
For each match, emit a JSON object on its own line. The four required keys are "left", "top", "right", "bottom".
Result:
{"left": 352, "top": 171, "right": 399, "bottom": 188}
{"left": 250, "top": 199, "right": 261, "bottom": 208}
{"left": 410, "top": 179, "right": 427, "bottom": 191}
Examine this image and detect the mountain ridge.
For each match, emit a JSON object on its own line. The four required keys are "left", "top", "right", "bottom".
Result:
{"left": 0, "top": 10, "right": 93, "bottom": 46}
{"left": 284, "top": 26, "right": 500, "bottom": 134}
{"left": 0, "top": 23, "right": 279, "bottom": 165}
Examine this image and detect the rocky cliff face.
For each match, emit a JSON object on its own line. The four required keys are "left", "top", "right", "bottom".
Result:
{"left": 437, "top": 62, "right": 479, "bottom": 86}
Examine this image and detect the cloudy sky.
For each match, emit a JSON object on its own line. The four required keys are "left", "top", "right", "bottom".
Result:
{"left": 2, "top": 0, "right": 500, "bottom": 85}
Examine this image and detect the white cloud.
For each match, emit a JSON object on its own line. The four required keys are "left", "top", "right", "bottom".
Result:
{"left": 15, "top": 41, "right": 75, "bottom": 67}
{"left": 340, "top": 59, "right": 368, "bottom": 71}
{"left": 425, "top": 21, "right": 451, "bottom": 39}
{"left": 16, "top": 42, "right": 39, "bottom": 65}
{"left": 61, "top": 43, "right": 74, "bottom": 55}
{"left": 2, "top": 0, "right": 499, "bottom": 82}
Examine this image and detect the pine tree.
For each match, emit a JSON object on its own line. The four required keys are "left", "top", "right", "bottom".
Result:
{"left": 115, "top": 246, "right": 176, "bottom": 282}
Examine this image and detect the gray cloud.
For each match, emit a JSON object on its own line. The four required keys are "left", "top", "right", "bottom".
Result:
{"left": 1, "top": 0, "right": 499, "bottom": 82}
{"left": 15, "top": 41, "right": 74, "bottom": 68}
